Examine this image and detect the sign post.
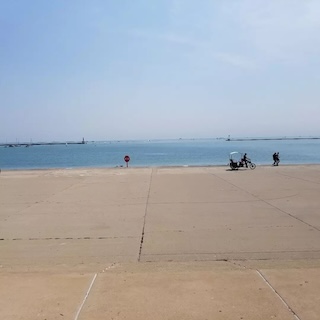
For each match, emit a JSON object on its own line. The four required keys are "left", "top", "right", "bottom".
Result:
{"left": 124, "top": 155, "right": 130, "bottom": 167}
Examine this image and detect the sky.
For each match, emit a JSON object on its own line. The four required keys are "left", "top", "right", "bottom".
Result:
{"left": 1, "top": 0, "right": 320, "bottom": 142}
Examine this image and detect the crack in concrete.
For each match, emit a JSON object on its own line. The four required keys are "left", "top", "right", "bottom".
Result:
{"left": 138, "top": 168, "right": 154, "bottom": 261}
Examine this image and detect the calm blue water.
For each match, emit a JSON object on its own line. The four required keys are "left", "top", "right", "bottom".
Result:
{"left": 1, "top": 139, "right": 320, "bottom": 170}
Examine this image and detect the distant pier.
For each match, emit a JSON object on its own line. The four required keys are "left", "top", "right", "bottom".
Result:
{"left": 0, "top": 138, "right": 86, "bottom": 148}
{"left": 226, "top": 137, "right": 320, "bottom": 142}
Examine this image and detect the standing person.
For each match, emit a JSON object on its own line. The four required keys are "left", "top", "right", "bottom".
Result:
{"left": 272, "top": 152, "right": 277, "bottom": 166}
{"left": 273, "top": 152, "right": 280, "bottom": 166}
{"left": 276, "top": 152, "right": 280, "bottom": 166}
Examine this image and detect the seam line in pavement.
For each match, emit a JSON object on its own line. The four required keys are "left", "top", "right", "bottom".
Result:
{"left": 277, "top": 172, "right": 320, "bottom": 185}
{"left": 210, "top": 171, "right": 320, "bottom": 232}
{"left": 256, "top": 270, "right": 301, "bottom": 320}
{"left": 138, "top": 168, "right": 153, "bottom": 261}
{"left": 74, "top": 273, "right": 97, "bottom": 320}
{"left": 263, "top": 200, "right": 320, "bottom": 232}
{"left": 3, "top": 236, "right": 138, "bottom": 241}
{"left": 12, "top": 179, "right": 85, "bottom": 216}
{"left": 141, "top": 249, "right": 320, "bottom": 256}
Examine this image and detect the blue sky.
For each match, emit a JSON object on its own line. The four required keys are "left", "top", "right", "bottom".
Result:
{"left": 1, "top": 0, "right": 320, "bottom": 142}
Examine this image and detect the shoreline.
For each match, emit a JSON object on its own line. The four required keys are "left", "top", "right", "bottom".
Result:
{"left": 2, "top": 163, "right": 320, "bottom": 173}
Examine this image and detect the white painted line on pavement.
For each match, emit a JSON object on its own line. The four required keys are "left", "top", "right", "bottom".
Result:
{"left": 74, "top": 273, "right": 97, "bottom": 320}
{"left": 256, "top": 270, "right": 301, "bottom": 320}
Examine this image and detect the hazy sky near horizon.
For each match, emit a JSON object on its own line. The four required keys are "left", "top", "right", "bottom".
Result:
{"left": 1, "top": 0, "right": 320, "bottom": 142}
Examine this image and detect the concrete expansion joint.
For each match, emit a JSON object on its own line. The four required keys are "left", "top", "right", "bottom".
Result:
{"left": 256, "top": 270, "right": 302, "bottom": 320}
{"left": 277, "top": 172, "right": 320, "bottom": 185}
{"left": 138, "top": 168, "right": 153, "bottom": 262}
{"left": 74, "top": 273, "right": 97, "bottom": 320}
{"left": 138, "top": 231, "right": 145, "bottom": 262}
{"left": 218, "top": 170, "right": 320, "bottom": 233}
{"left": 264, "top": 200, "right": 320, "bottom": 232}
{"left": 149, "top": 199, "right": 261, "bottom": 205}
{"left": 4, "top": 236, "right": 137, "bottom": 241}
{"left": 228, "top": 260, "right": 248, "bottom": 269}
{"left": 101, "top": 262, "right": 118, "bottom": 273}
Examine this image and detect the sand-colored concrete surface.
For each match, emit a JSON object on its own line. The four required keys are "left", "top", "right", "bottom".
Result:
{"left": 1, "top": 165, "right": 320, "bottom": 319}
{"left": 260, "top": 268, "right": 320, "bottom": 320}
{"left": 80, "top": 263, "right": 296, "bottom": 320}
{"left": 0, "top": 272, "right": 94, "bottom": 320}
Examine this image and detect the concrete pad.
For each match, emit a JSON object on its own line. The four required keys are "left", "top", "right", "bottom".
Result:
{"left": 79, "top": 263, "right": 295, "bottom": 320}
{"left": 48, "top": 174, "right": 151, "bottom": 206}
{"left": 0, "top": 168, "right": 152, "bottom": 206}
{"left": 149, "top": 170, "right": 257, "bottom": 204}
{"left": 213, "top": 165, "right": 320, "bottom": 201}
{"left": 140, "top": 200, "right": 320, "bottom": 261}
{"left": 0, "top": 238, "right": 140, "bottom": 269}
{"left": 1, "top": 166, "right": 320, "bottom": 319}
{"left": 261, "top": 268, "right": 320, "bottom": 320}
{"left": 231, "top": 258, "right": 320, "bottom": 269}
{"left": 141, "top": 227, "right": 320, "bottom": 261}
{"left": 144, "top": 201, "right": 304, "bottom": 232}
{"left": 0, "top": 174, "right": 80, "bottom": 206}
{"left": 0, "top": 203, "right": 29, "bottom": 218}
{"left": 268, "top": 190, "right": 320, "bottom": 229}
{"left": 0, "top": 272, "right": 93, "bottom": 320}
{"left": 275, "top": 165, "right": 320, "bottom": 184}
{"left": 1, "top": 203, "right": 146, "bottom": 239}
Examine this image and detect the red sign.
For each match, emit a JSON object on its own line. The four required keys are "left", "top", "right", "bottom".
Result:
{"left": 124, "top": 155, "right": 130, "bottom": 162}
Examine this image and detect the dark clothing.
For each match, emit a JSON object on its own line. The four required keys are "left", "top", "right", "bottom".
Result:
{"left": 242, "top": 153, "right": 248, "bottom": 168}
{"left": 273, "top": 152, "right": 280, "bottom": 166}
{"left": 273, "top": 153, "right": 277, "bottom": 164}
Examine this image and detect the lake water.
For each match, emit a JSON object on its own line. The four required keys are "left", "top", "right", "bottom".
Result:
{"left": 1, "top": 139, "right": 320, "bottom": 170}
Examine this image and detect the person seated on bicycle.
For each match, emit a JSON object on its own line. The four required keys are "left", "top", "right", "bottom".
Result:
{"left": 242, "top": 153, "right": 249, "bottom": 168}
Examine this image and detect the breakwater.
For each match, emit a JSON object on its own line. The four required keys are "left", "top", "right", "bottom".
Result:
{"left": 0, "top": 141, "right": 86, "bottom": 148}
{"left": 226, "top": 137, "right": 320, "bottom": 141}
{"left": 0, "top": 138, "right": 86, "bottom": 148}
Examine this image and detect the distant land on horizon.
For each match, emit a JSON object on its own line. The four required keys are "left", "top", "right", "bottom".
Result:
{"left": 1, "top": 135, "right": 320, "bottom": 147}
{"left": 226, "top": 136, "right": 320, "bottom": 142}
